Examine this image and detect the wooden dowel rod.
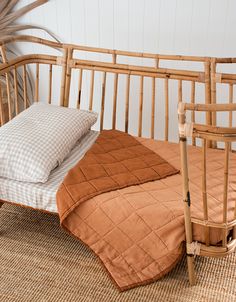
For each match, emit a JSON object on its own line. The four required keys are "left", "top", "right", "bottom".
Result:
{"left": 150, "top": 59, "right": 158, "bottom": 138}
{"left": 211, "top": 59, "right": 217, "bottom": 148}
{"left": 211, "top": 60, "right": 217, "bottom": 126}
{"left": 35, "top": 63, "right": 39, "bottom": 102}
{"left": 6, "top": 72, "right": 12, "bottom": 120}
{"left": 138, "top": 76, "right": 144, "bottom": 137}
{"left": 112, "top": 73, "right": 118, "bottom": 129}
{"left": 179, "top": 111, "right": 196, "bottom": 284}
{"left": 191, "top": 81, "right": 196, "bottom": 146}
{"left": 13, "top": 67, "right": 19, "bottom": 115}
{"left": 48, "top": 64, "right": 52, "bottom": 104}
{"left": 202, "top": 139, "right": 210, "bottom": 246}
{"left": 184, "top": 103, "right": 236, "bottom": 112}
{"left": 100, "top": 72, "right": 106, "bottom": 131}
{"left": 64, "top": 48, "right": 73, "bottom": 107}
{"left": 89, "top": 70, "right": 95, "bottom": 111}
{"left": 229, "top": 84, "right": 233, "bottom": 151}
{"left": 178, "top": 79, "right": 182, "bottom": 104}
{"left": 23, "top": 65, "right": 27, "bottom": 109}
{"left": 222, "top": 142, "right": 230, "bottom": 247}
{"left": 125, "top": 74, "right": 130, "bottom": 133}
{"left": 165, "top": 78, "right": 169, "bottom": 141}
{"left": 205, "top": 61, "right": 212, "bottom": 148}
{"left": 70, "top": 62, "right": 202, "bottom": 82}
{"left": 151, "top": 77, "right": 156, "bottom": 139}
{"left": 60, "top": 48, "right": 68, "bottom": 106}
{"left": 77, "top": 69, "right": 83, "bottom": 109}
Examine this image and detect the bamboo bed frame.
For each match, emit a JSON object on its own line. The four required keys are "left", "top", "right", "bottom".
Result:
{"left": 0, "top": 35, "right": 236, "bottom": 285}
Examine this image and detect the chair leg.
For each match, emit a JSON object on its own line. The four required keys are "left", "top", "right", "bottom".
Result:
{"left": 187, "top": 255, "right": 196, "bottom": 285}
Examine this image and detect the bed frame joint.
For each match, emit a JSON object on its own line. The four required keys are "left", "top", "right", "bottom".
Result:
{"left": 57, "top": 57, "right": 66, "bottom": 66}
{"left": 184, "top": 191, "right": 191, "bottom": 207}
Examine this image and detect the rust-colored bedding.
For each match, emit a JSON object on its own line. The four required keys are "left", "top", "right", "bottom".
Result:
{"left": 57, "top": 131, "right": 236, "bottom": 291}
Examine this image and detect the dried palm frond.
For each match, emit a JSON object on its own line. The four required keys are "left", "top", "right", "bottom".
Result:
{"left": 0, "top": 0, "right": 59, "bottom": 117}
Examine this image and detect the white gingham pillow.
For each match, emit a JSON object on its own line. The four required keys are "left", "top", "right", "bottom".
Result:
{"left": 0, "top": 103, "right": 98, "bottom": 183}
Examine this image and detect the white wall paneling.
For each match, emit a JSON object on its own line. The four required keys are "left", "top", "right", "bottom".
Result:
{"left": 13, "top": 0, "right": 236, "bottom": 141}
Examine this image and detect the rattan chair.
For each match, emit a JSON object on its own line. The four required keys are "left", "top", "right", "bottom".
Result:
{"left": 178, "top": 102, "right": 236, "bottom": 285}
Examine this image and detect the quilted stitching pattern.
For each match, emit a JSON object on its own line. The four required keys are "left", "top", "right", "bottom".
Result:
{"left": 57, "top": 135, "right": 236, "bottom": 291}
{"left": 58, "top": 130, "right": 179, "bottom": 214}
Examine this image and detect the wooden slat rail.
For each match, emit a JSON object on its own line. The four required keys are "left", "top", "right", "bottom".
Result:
{"left": 138, "top": 76, "right": 144, "bottom": 137}
{"left": 191, "top": 81, "right": 196, "bottom": 146}
{"left": 89, "top": 70, "right": 95, "bottom": 111}
{"left": 48, "top": 64, "right": 52, "bottom": 104}
{"left": 13, "top": 67, "right": 19, "bottom": 115}
{"left": 22, "top": 65, "right": 27, "bottom": 109}
{"left": 0, "top": 35, "right": 236, "bottom": 143}
{"left": 125, "top": 74, "right": 130, "bottom": 133}
{"left": 35, "top": 63, "right": 39, "bottom": 102}
{"left": 77, "top": 69, "right": 83, "bottom": 109}
{"left": 112, "top": 54, "right": 118, "bottom": 130}
{"left": 165, "top": 79, "right": 169, "bottom": 141}
{"left": 100, "top": 72, "right": 107, "bottom": 131}
{"left": 202, "top": 139, "right": 210, "bottom": 246}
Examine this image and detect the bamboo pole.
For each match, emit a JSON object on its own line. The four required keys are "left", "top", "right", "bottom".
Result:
{"left": 222, "top": 142, "right": 229, "bottom": 247}
{"left": 151, "top": 77, "right": 156, "bottom": 139}
{"left": 178, "top": 79, "right": 182, "bottom": 104}
{"left": 191, "top": 81, "right": 196, "bottom": 146}
{"left": 165, "top": 78, "right": 169, "bottom": 141}
{"left": 211, "top": 59, "right": 217, "bottom": 148}
{"left": 205, "top": 61, "right": 212, "bottom": 148}
{"left": 64, "top": 48, "right": 73, "bottom": 107}
{"left": 112, "top": 54, "right": 118, "bottom": 130}
{"left": 60, "top": 48, "right": 68, "bottom": 106}
{"left": 77, "top": 69, "right": 83, "bottom": 109}
{"left": 48, "top": 64, "right": 52, "bottom": 104}
{"left": 13, "top": 67, "right": 19, "bottom": 115}
{"left": 202, "top": 139, "right": 210, "bottom": 246}
{"left": 138, "top": 76, "right": 144, "bottom": 137}
{"left": 35, "top": 63, "right": 39, "bottom": 102}
{"left": 22, "top": 65, "right": 27, "bottom": 109}
{"left": 229, "top": 84, "right": 233, "bottom": 151}
{"left": 125, "top": 74, "right": 130, "bottom": 133}
{"left": 89, "top": 70, "right": 95, "bottom": 111}
{"left": 179, "top": 108, "right": 196, "bottom": 285}
{"left": 151, "top": 59, "right": 159, "bottom": 139}
{"left": 100, "top": 72, "right": 106, "bottom": 131}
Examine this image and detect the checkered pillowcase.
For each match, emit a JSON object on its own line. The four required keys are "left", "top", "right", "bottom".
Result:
{"left": 0, "top": 103, "right": 98, "bottom": 183}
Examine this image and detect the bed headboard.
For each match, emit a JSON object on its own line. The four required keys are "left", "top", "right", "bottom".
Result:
{"left": 0, "top": 35, "right": 235, "bottom": 147}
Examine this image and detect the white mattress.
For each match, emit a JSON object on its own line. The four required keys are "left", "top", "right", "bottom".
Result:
{"left": 0, "top": 130, "right": 99, "bottom": 213}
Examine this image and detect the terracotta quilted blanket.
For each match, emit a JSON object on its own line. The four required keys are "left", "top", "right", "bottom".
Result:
{"left": 57, "top": 131, "right": 236, "bottom": 291}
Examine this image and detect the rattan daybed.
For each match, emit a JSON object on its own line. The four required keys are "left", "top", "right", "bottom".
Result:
{"left": 0, "top": 36, "right": 235, "bottom": 291}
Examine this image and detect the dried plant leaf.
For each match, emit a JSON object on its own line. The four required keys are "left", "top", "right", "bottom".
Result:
{"left": 0, "top": 0, "right": 18, "bottom": 19}
{"left": 0, "top": 1, "right": 10, "bottom": 13}
{"left": 0, "top": 0, "right": 60, "bottom": 113}
{"left": 0, "top": 0, "right": 48, "bottom": 31}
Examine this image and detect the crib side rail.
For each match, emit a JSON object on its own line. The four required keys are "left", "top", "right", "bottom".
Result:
{"left": 0, "top": 35, "right": 211, "bottom": 143}
{"left": 179, "top": 102, "right": 236, "bottom": 260}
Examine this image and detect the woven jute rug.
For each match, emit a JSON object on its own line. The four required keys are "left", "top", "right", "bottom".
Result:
{"left": 0, "top": 204, "right": 235, "bottom": 302}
